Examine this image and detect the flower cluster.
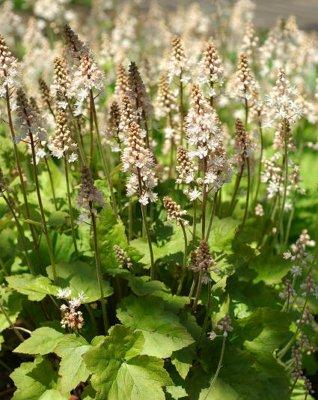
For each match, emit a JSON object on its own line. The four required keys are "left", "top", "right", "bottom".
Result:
{"left": 261, "top": 153, "right": 283, "bottom": 199}
{"left": 176, "top": 146, "right": 197, "bottom": 185}
{"left": 128, "top": 61, "right": 153, "bottom": 121}
{"left": 190, "top": 240, "right": 214, "bottom": 284}
{"left": 38, "top": 77, "right": 53, "bottom": 113}
{"left": 115, "top": 64, "right": 130, "bottom": 99}
{"left": 167, "top": 36, "right": 189, "bottom": 82}
{"left": 118, "top": 95, "right": 138, "bottom": 137}
{"left": 199, "top": 40, "right": 224, "bottom": 98}
{"left": 229, "top": 52, "right": 258, "bottom": 107}
{"left": 240, "top": 22, "right": 258, "bottom": 57}
{"left": 64, "top": 24, "right": 87, "bottom": 62}
{"left": 57, "top": 287, "right": 85, "bottom": 331}
{"left": 51, "top": 56, "right": 71, "bottom": 107}
{"left": 208, "top": 315, "right": 233, "bottom": 340}
{"left": 0, "top": 34, "right": 19, "bottom": 97}
{"left": 121, "top": 121, "right": 157, "bottom": 205}
{"left": 291, "top": 345, "right": 315, "bottom": 397}
{"left": 77, "top": 166, "right": 104, "bottom": 212}
{"left": 283, "top": 230, "right": 315, "bottom": 265}
{"left": 254, "top": 203, "right": 264, "bottom": 217}
{"left": 273, "top": 119, "right": 295, "bottom": 151}
{"left": 234, "top": 118, "right": 254, "bottom": 166}
{"left": 163, "top": 196, "right": 187, "bottom": 225}
{"left": 265, "top": 69, "right": 303, "bottom": 126}
{"left": 113, "top": 245, "right": 132, "bottom": 269}
{"left": 104, "top": 100, "right": 122, "bottom": 152}
{"left": 71, "top": 52, "right": 104, "bottom": 113}
{"left": 186, "top": 84, "right": 223, "bottom": 160}
{"left": 156, "top": 73, "right": 177, "bottom": 118}
{"left": 15, "top": 88, "right": 46, "bottom": 144}
{"left": 48, "top": 109, "right": 78, "bottom": 161}
{"left": 261, "top": 153, "right": 304, "bottom": 209}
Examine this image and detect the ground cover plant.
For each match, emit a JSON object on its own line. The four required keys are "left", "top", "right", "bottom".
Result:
{"left": 0, "top": 0, "right": 318, "bottom": 399}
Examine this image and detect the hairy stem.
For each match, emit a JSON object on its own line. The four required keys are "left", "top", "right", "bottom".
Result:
{"left": 168, "top": 111, "right": 175, "bottom": 178}
{"left": 179, "top": 72, "right": 185, "bottom": 146}
{"left": 28, "top": 132, "right": 56, "bottom": 281}
{"left": 203, "top": 335, "right": 227, "bottom": 400}
{"left": 176, "top": 222, "right": 188, "bottom": 295}
{"left": 253, "top": 117, "right": 264, "bottom": 206}
{"left": 193, "top": 270, "right": 203, "bottom": 311}
{"left": 44, "top": 157, "right": 58, "bottom": 211}
{"left": 206, "top": 191, "right": 218, "bottom": 242}
{"left": 229, "top": 163, "right": 244, "bottom": 215}
{"left": 5, "top": 87, "right": 39, "bottom": 256}
{"left": 128, "top": 199, "right": 133, "bottom": 243}
{"left": 0, "top": 300, "right": 24, "bottom": 342}
{"left": 279, "top": 131, "right": 289, "bottom": 242}
{"left": 64, "top": 156, "right": 78, "bottom": 255}
{"left": 89, "top": 90, "right": 117, "bottom": 214}
{"left": 241, "top": 157, "right": 251, "bottom": 230}
{"left": 201, "top": 158, "right": 208, "bottom": 238}
{"left": 90, "top": 204, "right": 108, "bottom": 333}
{"left": 2, "top": 192, "right": 33, "bottom": 273}
{"left": 192, "top": 199, "right": 197, "bottom": 242}
{"left": 141, "top": 202, "right": 155, "bottom": 279}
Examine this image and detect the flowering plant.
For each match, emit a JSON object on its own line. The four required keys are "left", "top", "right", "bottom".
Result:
{"left": 0, "top": 1, "right": 317, "bottom": 400}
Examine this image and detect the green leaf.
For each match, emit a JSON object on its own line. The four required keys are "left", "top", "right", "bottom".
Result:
{"left": 48, "top": 211, "right": 69, "bottom": 229}
{"left": 291, "top": 378, "right": 315, "bottom": 399}
{"left": 166, "top": 385, "right": 188, "bottom": 399}
{"left": 6, "top": 274, "right": 58, "bottom": 301}
{"left": 39, "top": 233, "right": 75, "bottom": 265}
{"left": 54, "top": 334, "right": 91, "bottom": 394}
{"left": 97, "top": 206, "right": 128, "bottom": 274}
{"left": 39, "top": 161, "right": 66, "bottom": 201}
{"left": 131, "top": 228, "right": 184, "bottom": 266}
{"left": 14, "top": 329, "right": 91, "bottom": 395}
{"left": 199, "top": 379, "right": 239, "bottom": 400}
{"left": 237, "top": 308, "right": 292, "bottom": 357}
{"left": 14, "top": 327, "right": 63, "bottom": 355}
{"left": 196, "top": 308, "right": 292, "bottom": 400}
{"left": 0, "top": 228, "right": 16, "bottom": 263}
{"left": 117, "top": 295, "right": 194, "bottom": 358}
{"left": 47, "top": 262, "right": 113, "bottom": 303}
{"left": 208, "top": 217, "right": 239, "bottom": 254}
{"left": 250, "top": 254, "right": 290, "bottom": 285}
{"left": 171, "top": 345, "right": 196, "bottom": 379}
{"left": 38, "top": 390, "right": 66, "bottom": 400}
{"left": 10, "top": 357, "right": 65, "bottom": 400}
{"left": 54, "top": 234, "right": 74, "bottom": 263}
{"left": 0, "top": 287, "right": 24, "bottom": 332}
{"left": 197, "top": 345, "right": 290, "bottom": 400}
{"left": 84, "top": 325, "right": 171, "bottom": 400}
{"left": 127, "top": 276, "right": 170, "bottom": 296}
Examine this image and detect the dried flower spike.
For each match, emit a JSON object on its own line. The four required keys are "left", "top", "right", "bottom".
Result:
{"left": 128, "top": 61, "right": 153, "bottom": 120}
{"left": 77, "top": 166, "right": 104, "bottom": 211}
{"left": 234, "top": 118, "right": 254, "bottom": 165}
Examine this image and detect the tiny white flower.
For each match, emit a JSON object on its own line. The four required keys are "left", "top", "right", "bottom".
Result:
{"left": 57, "top": 287, "right": 72, "bottom": 299}
{"left": 188, "top": 188, "right": 201, "bottom": 201}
